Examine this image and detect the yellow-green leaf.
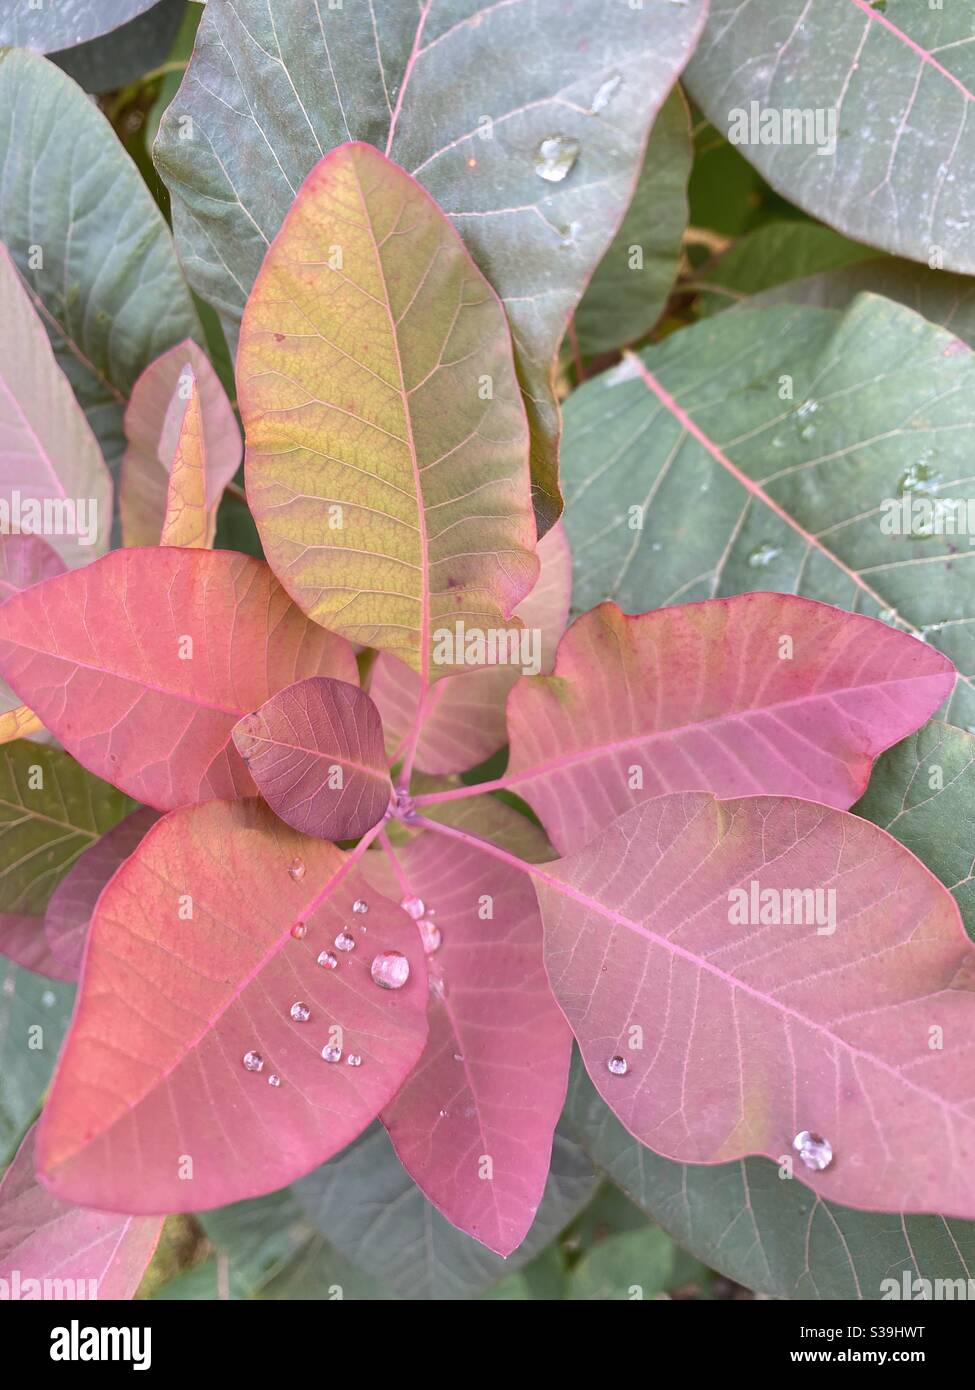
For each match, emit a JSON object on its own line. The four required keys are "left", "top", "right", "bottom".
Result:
{"left": 238, "top": 142, "right": 538, "bottom": 683}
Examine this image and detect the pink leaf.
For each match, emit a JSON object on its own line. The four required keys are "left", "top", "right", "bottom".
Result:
{"left": 44, "top": 808, "right": 160, "bottom": 980}
{"left": 506, "top": 594, "right": 956, "bottom": 854}
{"left": 0, "top": 1126, "right": 161, "bottom": 1300}
{"left": 0, "top": 548, "right": 358, "bottom": 810}
{"left": 121, "top": 338, "right": 241, "bottom": 547}
{"left": 371, "top": 522, "right": 572, "bottom": 774}
{"left": 535, "top": 793, "right": 975, "bottom": 1218}
{"left": 36, "top": 799, "right": 427, "bottom": 1213}
{"left": 0, "top": 244, "right": 113, "bottom": 566}
{"left": 232, "top": 677, "right": 391, "bottom": 841}
{"left": 366, "top": 814, "right": 571, "bottom": 1256}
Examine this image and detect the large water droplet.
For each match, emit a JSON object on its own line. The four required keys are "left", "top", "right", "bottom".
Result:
{"left": 317, "top": 950, "right": 338, "bottom": 970}
{"left": 400, "top": 895, "right": 425, "bottom": 920}
{"left": 242, "top": 1050, "right": 264, "bottom": 1073}
{"left": 607, "top": 1055, "right": 628, "bottom": 1076}
{"left": 290, "top": 1001, "right": 311, "bottom": 1022}
{"left": 793, "top": 1130, "right": 833, "bottom": 1170}
{"left": 418, "top": 919, "right": 442, "bottom": 954}
{"left": 748, "top": 541, "right": 782, "bottom": 569}
{"left": 371, "top": 950, "right": 411, "bottom": 990}
{"left": 534, "top": 134, "right": 579, "bottom": 183}
{"left": 321, "top": 1043, "right": 342, "bottom": 1063}
{"left": 289, "top": 857, "right": 306, "bottom": 882}
{"left": 590, "top": 73, "right": 622, "bottom": 114}
{"left": 352, "top": 899, "right": 369, "bottom": 914}
{"left": 334, "top": 931, "right": 356, "bottom": 952}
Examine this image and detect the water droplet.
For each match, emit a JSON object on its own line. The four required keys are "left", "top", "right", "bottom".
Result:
{"left": 400, "top": 896, "right": 425, "bottom": 920}
{"left": 438, "top": 1108, "right": 448, "bottom": 1118}
{"left": 352, "top": 899, "right": 369, "bottom": 914}
{"left": 334, "top": 931, "right": 356, "bottom": 952}
{"left": 289, "top": 1001, "right": 311, "bottom": 1022}
{"left": 347, "top": 1054, "right": 362, "bottom": 1067}
{"left": 288, "top": 857, "right": 306, "bottom": 882}
{"left": 899, "top": 457, "right": 941, "bottom": 496}
{"left": 607, "top": 1055, "right": 628, "bottom": 1076}
{"left": 268, "top": 1074, "right": 281, "bottom": 1087}
{"left": 371, "top": 950, "right": 411, "bottom": 990}
{"left": 290, "top": 920, "right": 307, "bottom": 940}
{"left": 429, "top": 973, "right": 447, "bottom": 1001}
{"left": 793, "top": 1130, "right": 833, "bottom": 1171}
{"left": 453, "top": 1052, "right": 464, "bottom": 1063}
{"left": 534, "top": 134, "right": 579, "bottom": 183}
{"left": 795, "top": 399, "right": 819, "bottom": 419}
{"left": 418, "top": 919, "right": 442, "bottom": 954}
{"left": 40, "top": 989, "right": 56, "bottom": 1009}
{"left": 799, "top": 423, "right": 817, "bottom": 441}
{"left": 748, "top": 541, "right": 782, "bottom": 569}
{"left": 242, "top": 1050, "right": 264, "bottom": 1073}
{"left": 321, "top": 1043, "right": 342, "bottom": 1063}
{"left": 317, "top": 950, "right": 338, "bottom": 970}
{"left": 589, "top": 73, "right": 622, "bottom": 114}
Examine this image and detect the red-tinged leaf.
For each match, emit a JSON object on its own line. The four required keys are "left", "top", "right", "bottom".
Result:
{"left": 0, "top": 914, "right": 75, "bottom": 981}
{"left": 366, "top": 811, "right": 571, "bottom": 1256}
{"left": 0, "top": 1125, "right": 161, "bottom": 1300}
{"left": 0, "top": 548, "right": 359, "bottom": 810}
{"left": 121, "top": 338, "right": 241, "bottom": 547}
{"left": 0, "top": 535, "right": 64, "bottom": 746}
{"left": 237, "top": 141, "right": 538, "bottom": 681}
{"left": 232, "top": 678, "right": 391, "bottom": 841}
{"left": 371, "top": 523, "right": 572, "bottom": 775}
{"left": 0, "top": 244, "right": 113, "bottom": 567}
{"left": 159, "top": 369, "right": 212, "bottom": 548}
{"left": 44, "top": 808, "right": 160, "bottom": 980}
{"left": 506, "top": 594, "right": 956, "bottom": 854}
{"left": 535, "top": 793, "right": 975, "bottom": 1218}
{"left": 37, "top": 799, "right": 428, "bottom": 1213}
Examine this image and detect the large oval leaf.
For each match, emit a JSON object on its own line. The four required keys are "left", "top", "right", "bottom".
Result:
{"left": 0, "top": 50, "right": 202, "bottom": 467}
{"left": 536, "top": 792, "right": 975, "bottom": 1219}
{"left": 560, "top": 295, "right": 975, "bottom": 728}
{"left": 238, "top": 141, "right": 538, "bottom": 679}
{"left": 0, "top": 1125, "right": 162, "bottom": 1301}
{"left": 506, "top": 593, "right": 954, "bottom": 855}
{"left": 0, "top": 549, "right": 358, "bottom": 810}
{"left": 37, "top": 799, "right": 428, "bottom": 1213}
{"left": 153, "top": 0, "right": 708, "bottom": 524}
{"left": 232, "top": 678, "right": 391, "bottom": 841}
{"left": 686, "top": 0, "right": 975, "bottom": 273}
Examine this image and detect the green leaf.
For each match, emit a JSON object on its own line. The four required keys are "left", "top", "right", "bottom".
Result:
{"left": 0, "top": 965, "right": 74, "bottom": 1166}
{"left": 568, "top": 1227, "right": 678, "bottom": 1301}
{"left": 0, "top": 742, "right": 136, "bottom": 921}
{"left": 565, "top": 1056, "right": 975, "bottom": 1301}
{"left": 743, "top": 257, "right": 975, "bottom": 350}
{"left": 292, "top": 1122, "right": 598, "bottom": 1301}
{"left": 697, "top": 222, "right": 875, "bottom": 318}
{"left": 199, "top": 1186, "right": 398, "bottom": 1301}
{"left": 51, "top": 0, "right": 186, "bottom": 94}
{"left": 854, "top": 720, "right": 975, "bottom": 937}
{"left": 0, "top": 50, "right": 202, "bottom": 468}
{"left": 0, "top": 0, "right": 162, "bottom": 51}
{"left": 686, "top": 0, "right": 975, "bottom": 273}
{"left": 560, "top": 295, "right": 975, "bottom": 727}
{"left": 153, "top": 0, "right": 707, "bottom": 527}
{"left": 574, "top": 87, "right": 692, "bottom": 357}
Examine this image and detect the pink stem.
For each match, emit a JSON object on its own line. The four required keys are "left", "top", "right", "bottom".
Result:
{"left": 378, "top": 826, "right": 414, "bottom": 899}
{"left": 415, "top": 814, "right": 559, "bottom": 889}
{"left": 412, "top": 775, "right": 515, "bottom": 806}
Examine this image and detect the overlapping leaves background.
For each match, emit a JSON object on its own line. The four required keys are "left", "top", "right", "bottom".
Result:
{"left": 2, "top": 0, "right": 975, "bottom": 1300}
